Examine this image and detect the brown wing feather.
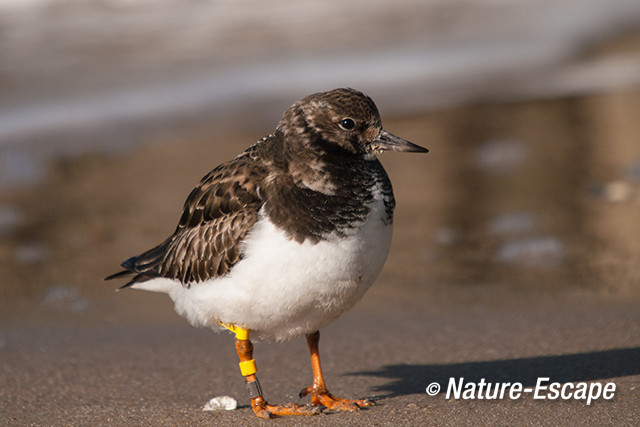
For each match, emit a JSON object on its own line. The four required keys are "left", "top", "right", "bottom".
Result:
{"left": 107, "top": 152, "right": 266, "bottom": 288}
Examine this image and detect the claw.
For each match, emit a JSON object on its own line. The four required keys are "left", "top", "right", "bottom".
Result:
{"left": 299, "top": 386, "right": 312, "bottom": 399}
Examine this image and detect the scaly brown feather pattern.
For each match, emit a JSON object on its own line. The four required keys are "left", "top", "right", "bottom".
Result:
{"left": 106, "top": 88, "right": 401, "bottom": 289}
{"left": 108, "top": 137, "right": 274, "bottom": 287}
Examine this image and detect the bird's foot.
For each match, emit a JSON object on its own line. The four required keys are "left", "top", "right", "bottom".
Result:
{"left": 299, "top": 386, "right": 375, "bottom": 411}
{"left": 251, "top": 398, "right": 321, "bottom": 419}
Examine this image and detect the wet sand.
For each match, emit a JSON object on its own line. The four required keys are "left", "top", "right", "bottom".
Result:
{"left": 1, "top": 91, "right": 640, "bottom": 424}
{"left": 2, "top": 289, "right": 639, "bottom": 425}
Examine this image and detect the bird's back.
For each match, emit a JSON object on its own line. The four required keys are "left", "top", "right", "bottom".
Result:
{"left": 107, "top": 130, "right": 395, "bottom": 290}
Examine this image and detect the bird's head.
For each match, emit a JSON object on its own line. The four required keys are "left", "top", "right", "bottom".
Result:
{"left": 278, "top": 88, "right": 428, "bottom": 157}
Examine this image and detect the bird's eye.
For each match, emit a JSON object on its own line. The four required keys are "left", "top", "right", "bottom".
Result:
{"left": 339, "top": 118, "right": 356, "bottom": 130}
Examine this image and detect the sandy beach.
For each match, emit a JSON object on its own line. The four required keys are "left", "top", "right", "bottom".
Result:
{"left": 2, "top": 91, "right": 640, "bottom": 424}
{"left": 1, "top": 1, "right": 640, "bottom": 424}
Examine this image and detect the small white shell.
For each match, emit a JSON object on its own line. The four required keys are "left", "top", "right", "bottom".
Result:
{"left": 202, "top": 396, "right": 238, "bottom": 411}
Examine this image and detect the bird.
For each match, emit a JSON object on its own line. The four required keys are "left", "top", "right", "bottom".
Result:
{"left": 106, "top": 88, "right": 428, "bottom": 418}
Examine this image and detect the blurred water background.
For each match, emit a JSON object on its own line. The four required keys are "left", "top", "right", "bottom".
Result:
{"left": 2, "top": 2, "right": 640, "bottom": 423}
{"left": 1, "top": 0, "right": 639, "bottom": 317}
{"left": 2, "top": 0, "right": 640, "bottom": 180}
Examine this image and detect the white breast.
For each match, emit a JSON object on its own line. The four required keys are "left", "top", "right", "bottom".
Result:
{"left": 132, "top": 196, "right": 392, "bottom": 341}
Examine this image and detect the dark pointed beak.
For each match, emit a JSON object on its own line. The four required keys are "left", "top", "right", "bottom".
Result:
{"left": 372, "top": 130, "right": 428, "bottom": 153}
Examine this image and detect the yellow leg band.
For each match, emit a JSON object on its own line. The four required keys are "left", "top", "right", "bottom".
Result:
{"left": 239, "top": 359, "right": 257, "bottom": 376}
{"left": 219, "top": 322, "right": 250, "bottom": 341}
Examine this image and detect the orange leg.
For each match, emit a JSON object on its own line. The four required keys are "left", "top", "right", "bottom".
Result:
{"left": 299, "top": 330, "right": 375, "bottom": 410}
{"left": 234, "top": 332, "right": 319, "bottom": 418}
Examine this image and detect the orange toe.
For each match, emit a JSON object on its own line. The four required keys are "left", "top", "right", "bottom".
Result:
{"left": 300, "top": 386, "right": 375, "bottom": 411}
{"left": 251, "top": 398, "right": 321, "bottom": 418}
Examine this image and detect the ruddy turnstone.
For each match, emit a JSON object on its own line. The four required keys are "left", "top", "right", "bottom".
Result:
{"left": 106, "top": 88, "right": 427, "bottom": 418}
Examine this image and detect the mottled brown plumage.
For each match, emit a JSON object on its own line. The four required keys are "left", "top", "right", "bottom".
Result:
{"left": 107, "top": 87, "right": 426, "bottom": 288}
{"left": 106, "top": 88, "right": 428, "bottom": 419}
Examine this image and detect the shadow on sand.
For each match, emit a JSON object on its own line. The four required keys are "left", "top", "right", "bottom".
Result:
{"left": 353, "top": 347, "right": 640, "bottom": 398}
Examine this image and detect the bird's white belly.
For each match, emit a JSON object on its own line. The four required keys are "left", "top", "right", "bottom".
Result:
{"left": 132, "top": 200, "right": 392, "bottom": 341}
